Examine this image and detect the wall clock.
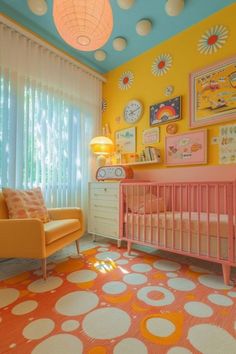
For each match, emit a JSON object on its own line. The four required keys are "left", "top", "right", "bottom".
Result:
{"left": 124, "top": 100, "right": 143, "bottom": 124}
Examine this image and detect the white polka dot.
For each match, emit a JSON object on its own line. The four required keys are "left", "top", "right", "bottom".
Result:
{"left": 123, "top": 273, "right": 147, "bottom": 285}
{"left": 123, "top": 251, "right": 139, "bottom": 258}
{"left": 137, "top": 286, "right": 175, "bottom": 306}
{"left": 98, "top": 247, "right": 109, "bottom": 252}
{"left": 184, "top": 301, "right": 213, "bottom": 318}
{"left": 168, "top": 278, "right": 196, "bottom": 291}
{"left": 32, "top": 334, "right": 83, "bottom": 354}
{"left": 167, "top": 272, "right": 178, "bottom": 278}
{"left": 0, "top": 288, "right": 20, "bottom": 308}
{"left": 147, "top": 318, "right": 175, "bottom": 337}
{"left": 189, "top": 265, "right": 211, "bottom": 273}
{"left": 67, "top": 270, "right": 97, "bottom": 283}
{"left": 12, "top": 300, "right": 38, "bottom": 315}
{"left": 96, "top": 251, "right": 121, "bottom": 261}
{"left": 82, "top": 307, "right": 131, "bottom": 339}
{"left": 114, "top": 338, "right": 148, "bottom": 354}
{"left": 61, "top": 320, "right": 80, "bottom": 332}
{"left": 227, "top": 291, "right": 236, "bottom": 298}
{"left": 167, "top": 347, "right": 192, "bottom": 354}
{"left": 198, "top": 275, "right": 232, "bottom": 290}
{"left": 153, "top": 260, "right": 181, "bottom": 272}
{"left": 28, "top": 276, "right": 63, "bottom": 293}
{"left": 55, "top": 291, "right": 99, "bottom": 316}
{"left": 188, "top": 324, "right": 236, "bottom": 354}
{"left": 116, "top": 259, "right": 129, "bottom": 265}
{"left": 23, "top": 318, "right": 55, "bottom": 340}
{"left": 102, "top": 281, "right": 127, "bottom": 295}
{"left": 208, "top": 294, "right": 233, "bottom": 307}
{"left": 131, "top": 263, "right": 152, "bottom": 273}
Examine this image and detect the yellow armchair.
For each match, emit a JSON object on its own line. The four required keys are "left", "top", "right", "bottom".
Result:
{"left": 0, "top": 192, "right": 85, "bottom": 279}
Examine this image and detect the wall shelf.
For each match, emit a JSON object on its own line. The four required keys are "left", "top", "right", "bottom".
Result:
{"left": 113, "top": 160, "right": 161, "bottom": 166}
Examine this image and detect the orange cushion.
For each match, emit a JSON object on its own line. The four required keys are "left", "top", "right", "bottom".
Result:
{"left": 2, "top": 187, "right": 50, "bottom": 223}
{"left": 44, "top": 219, "right": 81, "bottom": 244}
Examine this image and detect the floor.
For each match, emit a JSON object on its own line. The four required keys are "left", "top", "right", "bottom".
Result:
{"left": 0, "top": 233, "right": 235, "bottom": 283}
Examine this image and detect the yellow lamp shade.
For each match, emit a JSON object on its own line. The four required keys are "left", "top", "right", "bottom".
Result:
{"left": 90, "top": 136, "right": 114, "bottom": 155}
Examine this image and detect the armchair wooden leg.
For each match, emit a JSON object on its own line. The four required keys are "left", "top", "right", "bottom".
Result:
{"left": 75, "top": 239, "right": 80, "bottom": 254}
{"left": 42, "top": 258, "right": 47, "bottom": 280}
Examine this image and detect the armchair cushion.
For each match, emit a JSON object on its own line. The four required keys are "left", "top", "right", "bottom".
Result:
{"left": 44, "top": 219, "right": 81, "bottom": 245}
{"left": 2, "top": 187, "right": 50, "bottom": 223}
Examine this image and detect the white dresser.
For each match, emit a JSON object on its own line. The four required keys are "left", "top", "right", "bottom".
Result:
{"left": 88, "top": 182, "right": 120, "bottom": 246}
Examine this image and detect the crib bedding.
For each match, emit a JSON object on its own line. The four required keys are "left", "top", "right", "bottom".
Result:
{"left": 124, "top": 211, "right": 235, "bottom": 238}
{"left": 124, "top": 212, "right": 236, "bottom": 260}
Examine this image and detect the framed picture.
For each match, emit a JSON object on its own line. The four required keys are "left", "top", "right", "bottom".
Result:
{"left": 115, "top": 127, "right": 136, "bottom": 153}
{"left": 150, "top": 96, "right": 181, "bottom": 127}
{"left": 142, "top": 127, "right": 160, "bottom": 144}
{"left": 165, "top": 130, "right": 207, "bottom": 166}
{"left": 189, "top": 55, "right": 236, "bottom": 128}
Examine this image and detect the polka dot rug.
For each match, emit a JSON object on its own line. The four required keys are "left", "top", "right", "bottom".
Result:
{"left": 0, "top": 245, "right": 235, "bottom": 354}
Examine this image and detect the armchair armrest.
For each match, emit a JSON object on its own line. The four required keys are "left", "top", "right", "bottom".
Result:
{"left": 0, "top": 219, "right": 45, "bottom": 258}
{"left": 48, "top": 208, "right": 83, "bottom": 221}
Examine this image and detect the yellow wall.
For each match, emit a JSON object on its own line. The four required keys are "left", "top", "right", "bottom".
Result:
{"left": 102, "top": 3, "right": 236, "bottom": 168}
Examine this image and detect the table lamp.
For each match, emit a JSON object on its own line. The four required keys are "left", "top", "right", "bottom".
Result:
{"left": 90, "top": 136, "right": 114, "bottom": 167}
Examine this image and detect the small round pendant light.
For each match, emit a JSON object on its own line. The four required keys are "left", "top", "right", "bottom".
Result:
{"left": 27, "top": 0, "right": 48, "bottom": 16}
{"left": 53, "top": 0, "right": 113, "bottom": 51}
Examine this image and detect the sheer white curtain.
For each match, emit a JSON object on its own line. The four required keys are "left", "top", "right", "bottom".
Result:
{"left": 0, "top": 17, "right": 102, "bottom": 209}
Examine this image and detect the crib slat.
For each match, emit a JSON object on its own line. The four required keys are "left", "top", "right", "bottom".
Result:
{"left": 206, "top": 184, "right": 210, "bottom": 257}
{"left": 216, "top": 184, "right": 220, "bottom": 260}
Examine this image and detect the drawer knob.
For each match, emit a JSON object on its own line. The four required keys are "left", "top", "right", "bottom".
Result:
{"left": 104, "top": 188, "right": 107, "bottom": 192}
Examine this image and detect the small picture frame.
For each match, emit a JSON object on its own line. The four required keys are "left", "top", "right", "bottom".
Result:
{"left": 165, "top": 130, "right": 207, "bottom": 166}
{"left": 150, "top": 96, "right": 181, "bottom": 127}
{"left": 142, "top": 127, "right": 160, "bottom": 144}
{"left": 189, "top": 55, "right": 236, "bottom": 128}
{"left": 115, "top": 127, "right": 136, "bottom": 153}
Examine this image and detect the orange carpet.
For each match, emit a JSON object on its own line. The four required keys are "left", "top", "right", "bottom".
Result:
{"left": 0, "top": 245, "right": 236, "bottom": 354}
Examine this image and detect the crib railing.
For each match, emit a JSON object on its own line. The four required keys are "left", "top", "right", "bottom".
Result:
{"left": 119, "top": 181, "right": 236, "bottom": 266}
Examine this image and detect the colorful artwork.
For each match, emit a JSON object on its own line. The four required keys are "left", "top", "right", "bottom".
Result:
{"left": 190, "top": 56, "right": 236, "bottom": 128}
{"left": 115, "top": 127, "right": 136, "bottom": 153}
{"left": 150, "top": 96, "right": 181, "bottom": 126}
{"left": 151, "top": 54, "right": 172, "bottom": 77}
{"left": 142, "top": 127, "right": 160, "bottom": 144}
{"left": 118, "top": 71, "right": 134, "bottom": 90}
{"left": 165, "top": 130, "right": 207, "bottom": 166}
{"left": 198, "top": 25, "right": 229, "bottom": 55}
{"left": 219, "top": 124, "right": 236, "bottom": 164}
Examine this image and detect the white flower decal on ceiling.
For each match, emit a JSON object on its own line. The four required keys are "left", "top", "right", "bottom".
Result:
{"left": 118, "top": 71, "right": 134, "bottom": 90}
{"left": 198, "top": 25, "right": 229, "bottom": 54}
{"left": 151, "top": 54, "right": 173, "bottom": 77}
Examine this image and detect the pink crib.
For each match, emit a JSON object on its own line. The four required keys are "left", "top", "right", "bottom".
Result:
{"left": 119, "top": 181, "right": 236, "bottom": 285}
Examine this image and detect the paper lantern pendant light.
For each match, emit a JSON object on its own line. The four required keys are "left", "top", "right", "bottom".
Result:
{"left": 53, "top": 0, "right": 113, "bottom": 52}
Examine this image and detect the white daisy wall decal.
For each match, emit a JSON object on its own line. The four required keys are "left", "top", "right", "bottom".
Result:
{"left": 151, "top": 54, "right": 173, "bottom": 77}
{"left": 118, "top": 71, "right": 134, "bottom": 90}
{"left": 198, "top": 25, "right": 229, "bottom": 55}
{"left": 102, "top": 98, "right": 107, "bottom": 112}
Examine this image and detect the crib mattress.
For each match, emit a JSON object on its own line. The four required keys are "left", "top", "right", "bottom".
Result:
{"left": 125, "top": 211, "right": 235, "bottom": 238}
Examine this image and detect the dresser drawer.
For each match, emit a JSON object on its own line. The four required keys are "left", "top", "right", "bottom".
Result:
{"left": 89, "top": 219, "right": 119, "bottom": 239}
{"left": 90, "top": 199, "right": 119, "bottom": 213}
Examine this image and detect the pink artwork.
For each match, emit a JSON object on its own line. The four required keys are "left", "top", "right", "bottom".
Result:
{"left": 165, "top": 130, "right": 207, "bottom": 166}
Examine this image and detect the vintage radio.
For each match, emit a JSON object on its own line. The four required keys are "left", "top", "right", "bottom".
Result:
{"left": 96, "top": 165, "right": 133, "bottom": 181}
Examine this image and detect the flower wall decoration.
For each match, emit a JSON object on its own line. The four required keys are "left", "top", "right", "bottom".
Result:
{"left": 118, "top": 71, "right": 134, "bottom": 90}
{"left": 102, "top": 98, "right": 107, "bottom": 112}
{"left": 151, "top": 54, "right": 173, "bottom": 77}
{"left": 198, "top": 25, "right": 229, "bottom": 55}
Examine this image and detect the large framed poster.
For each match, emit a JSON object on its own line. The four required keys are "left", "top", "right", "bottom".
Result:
{"left": 189, "top": 56, "right": 236, "bottom": 128}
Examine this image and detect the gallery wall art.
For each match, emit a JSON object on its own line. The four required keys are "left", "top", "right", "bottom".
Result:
{"left": 165, "top": 130, "right": 207, "bottom": 166}
{"left": 150, "top": 96, "right": 181, "bottom": 127}
{"left": 189, "top": 56, "right": 236, "bottom": 128}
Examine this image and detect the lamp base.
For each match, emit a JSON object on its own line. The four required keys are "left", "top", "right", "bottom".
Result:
{"left": 96, "top": 155, "right": 106, "bottom": 168}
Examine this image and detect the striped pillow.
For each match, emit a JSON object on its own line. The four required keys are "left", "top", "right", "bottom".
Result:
{"left": 2, "top": 187, "right": 50, "bottom": 223}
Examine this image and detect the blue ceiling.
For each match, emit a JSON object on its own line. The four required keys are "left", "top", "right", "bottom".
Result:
{"left": 0, "top": 0, "right": 235, "bottom": 74}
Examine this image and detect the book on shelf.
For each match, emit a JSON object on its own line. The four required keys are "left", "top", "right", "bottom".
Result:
{"left": 143, "top": 146, "right": 160, "bottom": 162}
